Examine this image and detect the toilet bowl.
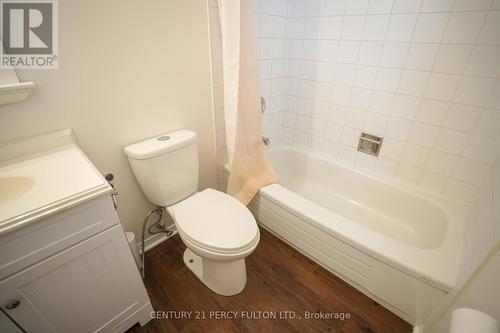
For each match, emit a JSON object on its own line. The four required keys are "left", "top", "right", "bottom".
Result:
{"left": 168, "top": 189, "right": 259, "bottom": 295}
{"left": 124, "top": 130, "right": 259, "bottom": 296}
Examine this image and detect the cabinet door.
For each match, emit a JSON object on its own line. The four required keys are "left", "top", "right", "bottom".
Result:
{"left": 0, "top": 225, "right": 150, "bottom": 333}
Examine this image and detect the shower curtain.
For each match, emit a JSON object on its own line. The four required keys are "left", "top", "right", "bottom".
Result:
{"left": 217, "top": 0, "right": 278, "bottom": 205}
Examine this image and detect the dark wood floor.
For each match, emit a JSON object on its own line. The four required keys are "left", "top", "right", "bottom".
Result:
{"left": 128, "top": 227, "right": 412, "bottom": 333}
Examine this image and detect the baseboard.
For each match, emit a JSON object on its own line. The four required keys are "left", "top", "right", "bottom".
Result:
{"left": 138, "top": 227, "right": 177, "bottom": 254}
{"left": 413, "top": 325, "right": 423, "bottom": 333}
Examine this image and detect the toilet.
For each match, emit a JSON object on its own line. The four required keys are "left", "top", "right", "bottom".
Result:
{"left": 124, "top": 129, "right": 259, "bottom": 296}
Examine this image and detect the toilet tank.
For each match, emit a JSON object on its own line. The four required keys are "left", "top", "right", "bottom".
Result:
{"left": 124, "top": 130, "right": 199, "bottom": 207}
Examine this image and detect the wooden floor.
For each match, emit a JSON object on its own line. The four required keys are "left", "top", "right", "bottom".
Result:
{"left": 128, "top": 228, "right": 412, "bottom": 333}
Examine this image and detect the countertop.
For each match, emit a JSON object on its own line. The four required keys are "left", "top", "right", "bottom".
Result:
{"left": 0, "top": 129, "right": 111, "bottom": 235}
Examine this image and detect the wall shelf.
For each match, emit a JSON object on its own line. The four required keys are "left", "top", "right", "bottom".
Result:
{"left": 0, "top": 81, "right": 35, "bottom": 105}
{"left": 0, "top": 45, "right": 35, "bottom": 106}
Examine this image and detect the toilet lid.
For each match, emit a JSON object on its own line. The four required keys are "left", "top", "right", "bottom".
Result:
{"left": 172, "top": 189, "right": 258, "bottom": 252}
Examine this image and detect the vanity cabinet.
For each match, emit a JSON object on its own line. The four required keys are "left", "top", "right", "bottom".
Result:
{"left": 0, "top": 196, "right": 152, "bottom": 333}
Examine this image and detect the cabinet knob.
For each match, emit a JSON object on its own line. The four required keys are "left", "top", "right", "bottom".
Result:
{"left": 5, "top": 298, "right": 20, "bottom": 310}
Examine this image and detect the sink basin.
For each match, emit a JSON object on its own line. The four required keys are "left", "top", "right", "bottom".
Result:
{"left": 0, "top": 177, "right": 34, "bottom": 203}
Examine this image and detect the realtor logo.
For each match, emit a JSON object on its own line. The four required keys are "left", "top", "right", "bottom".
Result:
{"left": 1, "top": 0, "right": 58, "bottom": 69}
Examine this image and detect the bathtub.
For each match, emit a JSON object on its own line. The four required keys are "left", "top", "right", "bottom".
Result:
{"left": 245, "top": 146, "right": 465, "bottom": 325}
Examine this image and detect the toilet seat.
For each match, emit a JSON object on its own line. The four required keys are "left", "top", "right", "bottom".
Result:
{"left": 171, "top": 189, "right": 259, "bottom": 254}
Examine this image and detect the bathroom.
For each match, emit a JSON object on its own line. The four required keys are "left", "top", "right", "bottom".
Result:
{"left": 0, "top": 0, "right": 498, "bottom": 332}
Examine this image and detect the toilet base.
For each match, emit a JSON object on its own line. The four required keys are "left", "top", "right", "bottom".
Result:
{"left": 183, "top": 248, "right": 247, "bottom": 296}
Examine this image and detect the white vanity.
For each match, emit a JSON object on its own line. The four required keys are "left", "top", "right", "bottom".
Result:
{"left": 0, "top": 129, "right": 153, "bottom": 332}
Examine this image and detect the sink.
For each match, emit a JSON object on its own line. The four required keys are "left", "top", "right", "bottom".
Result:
{"left": 0, "top": 177, "right": 34, "bottom": 203}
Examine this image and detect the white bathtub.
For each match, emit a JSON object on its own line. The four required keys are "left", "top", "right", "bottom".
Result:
{"left": 246, "top": 146, "right": 465, "bottom": 325}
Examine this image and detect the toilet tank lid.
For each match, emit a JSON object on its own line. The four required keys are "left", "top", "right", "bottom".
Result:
{"left": 124, "top": 130, "right": 197, "bottom": 160}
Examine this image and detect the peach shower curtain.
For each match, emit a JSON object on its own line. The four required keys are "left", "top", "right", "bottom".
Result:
{"left": 218, "top": 0, "right": 278, "bottom": 205}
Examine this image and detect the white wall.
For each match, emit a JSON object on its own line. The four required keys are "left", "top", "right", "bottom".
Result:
{"left": 0, "top": 0, "right": 218, "bottom": 238}
{"left": 427, "top": 247, "right": 500, "bottom": 333}
{"left": 256, "top": 0, "right": 500, "bottom": 205}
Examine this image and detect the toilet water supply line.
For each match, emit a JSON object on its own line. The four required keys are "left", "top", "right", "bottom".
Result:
{"left": 140, "top": 207, "right": 175, "bottom": 279}
{"left": 104, "top": 173, "right": 174, "bottom": 279}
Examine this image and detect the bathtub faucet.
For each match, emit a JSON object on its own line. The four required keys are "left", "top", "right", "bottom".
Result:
{"left": 262, "top": 136, "right": 270, "bottom": 146}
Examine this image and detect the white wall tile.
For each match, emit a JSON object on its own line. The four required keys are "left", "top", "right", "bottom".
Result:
{"left": 345, "top": 107, "right": 367, "bottom": 128}
{"left": 323, "top": 139, "right": 340, "bottom": 156}
{"left": 392, "top": 94, "right": 420, "bottom": 119}
{"left": 341, "top": 126, "right": 362, "bottom": 147}
{"left": 332, "top": 84, "right": 352, "bottom": 106}
{"left": 363, "top": 15, "right": 390, "bottom": 41}
{"left": 493, "top": 157, "right": 500, "bottom": 242}
{"left": 453, "top": 0, "right": 493, "bottom": 11}
{"left": 409, "top": 122, "right": 440, "bottom": 148}
{"left": 319, "top": 40, "right": 339, "bottom": 61}
{"left": 345, "top": 0, "right": 369, "bottom": 15}
{"left": 325, "top": 121, "right": 344, "bottom": 141}
{"left": 307, "top": 0, "right": 324, "bottom": 16}
{"left": 433, "top": 45, "right": 472, "bottom": 74}
{"left": 465, "top": 45, "right": 500, "bottom": 78}
{"left": 367, "top": 0, "right": 394, "bottom": 14}
{"left": 418, "top": 170, "right": 448, "bottom": 193}
{"left": 398, "top": 70, "right": 429, "bottom": 96}
{"left": 453, "top": 158, "right": 489, "bottom": 186}
{"left": 402, "top": 143, "right": 430, "bottom": 167}
{"left": 365, "top": 112, "right": 388, "bottom": 134}
{"left": 287, "top": 0, "right": 308, "bottom": 17}
{"left": 416, "top": 99, "right": 449, "bottom": 126}
{"left": 261, "top": 0, "right": 276, "bottom": 15}
{"left": 474, "top": 110, "right": 500, "bottom": 139}
{"left": 287, "top": 18, "right": 306, "bottom": 39}
{"left": 380, "top": 137, "right": 406, "bottom": 159}
{"left": 454, "top": 76, "right": 496, "bottom": 107}
{"left": 424, "top": 73, "right": 460, "bottom": 101}
{"left": 396, "top": 163, "right": 422, "bottom": 185}
{"left": 354, "top": 66, "right": 378, "bottom": 88}
{"left": 342, "top": 15, "right": 365, "bottom": 40}
{"left": 444, "top": 104, "right": 482, "bottom": 132}
{"left": 338, "top": 41, "right": 361, "bottom": 63}
{"left": 323, "top": 0, "right": 346, "bottom": 15}
{"left": 302, "top": 40, "right": 321, "bottom": 59}
{"left": 463, "top": 135, "right": 500, "bottom": 164}
{"left": 478, "top": 11, "right": 500, "bottom": 45}
{"left": 443, "top": 12, "right": 487, "bottom": 44}
{"left": 386, "top": 14, "right": 418, "bottom": 42}
{"left": 413, "top": 13, "right": 449, "bottom": 43}
{"left": 434, "top": 128, "right": 470, "bottom": 155}
{"left": 355, "top": 152, "right": 377, "bottom": 171}
{"left": 405, "top": 44, "right": 439, "bottom": 71}
{"left": 358, "top": 41, "right": 384, "bottom": 65}
{"left": 342, "top": 16, "right": 366, "bottom": 40}
{"left": 339, "top": 144, "right": 358, "bottom": 163}
{"left": 487, "top": 81, "right": 500, "bottom": 110}
{"left": 375, "top": 156, "right": 399, "bottom": 177}
{"left": 374, "top": 68, "right": 402, "bottom": 91}
{"left": 426, "top": 150, "right": 458, "bottom": 176}
{"left": 442, "top": 179, "right": 476, "bottom": 203}
{"left": 392, "top": 0, "right": 422, "bottom": 13}
{"left": 275, "top": 0, "right": 288, "bottom": 16}
{"left": 380, "top": 42, "right": 410, "bottom": 68}
{"left": 385, "top": 117, "right": 413, "bottom": 140}
{"left": 335, "top": 63, "right": 356, "bottom": 84}
{"left": 421, "top": 0, "right": 454, "bottom": 12}
{"left": 305, "top": 17, "right": 322, "bottom": 38}
{"left": 260, "top": 15, "right": 276, "bottom": 37}
{"left": 369, "top": 91, "right": 395, "bottom": 114}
